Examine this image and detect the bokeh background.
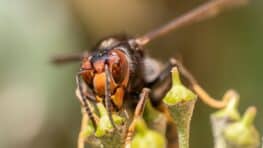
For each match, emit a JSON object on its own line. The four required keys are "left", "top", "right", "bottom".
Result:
{"left": 0, "top": 0, "right": 262, "bottom": 147}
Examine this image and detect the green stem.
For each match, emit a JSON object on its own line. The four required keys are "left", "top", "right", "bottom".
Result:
{"left": 177, "top": 121, "right": 190, "bottom": 148}
{"left": 168, "top": 99, "right": 196, "bottom": 148}
{"left": 163, "top": 67, "right": 197, "bottom": 148}
{"left": 171, "top": 67, "right": 182, "bottom": 85}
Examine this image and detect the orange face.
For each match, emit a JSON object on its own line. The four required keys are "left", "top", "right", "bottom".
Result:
{"left": 80, "top": 49, "right": 130, "bottom": 109}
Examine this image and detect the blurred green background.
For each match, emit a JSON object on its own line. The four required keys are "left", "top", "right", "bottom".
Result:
{"left": 0, "top": 0, "right": 262, "bottom": 147}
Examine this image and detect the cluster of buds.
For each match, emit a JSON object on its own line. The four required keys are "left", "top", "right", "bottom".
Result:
{"left": 77, "top": 67, "right": 260, "bottom": 148}
{"left": 211, "top": 94, "right": 260, "bottom": 148}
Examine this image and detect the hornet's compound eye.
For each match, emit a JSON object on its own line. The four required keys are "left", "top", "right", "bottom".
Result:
{"left": 80, "top": 57, "right": 94, "bottom": 86}
{"left": 108, "top": 51, "right": 127, "bottom": 84}
{"left": 111, "top": 61, "right": 124, "bottom": 84}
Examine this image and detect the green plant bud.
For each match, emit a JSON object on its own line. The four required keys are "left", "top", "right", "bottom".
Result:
{"left": 163, "top": 67, "right": 197, "bottom": 148}
{"left": 210, "top": 94, "right": 240, "bottom": 148}
{"left": 95, "top": 103, "right": 125, "bottom": 137}
{"left": 80, "top": 121, "right": 95, "bottom": 139}
{"left": 212, "top": 94, "right": 240, "bottom": 121}
{"left": 95, "top": 115, "right": 112, "bottom": 137}
{"left": 131, "top": 118, "right": 166, "bottom": 148}
{"left": 163, "top": 68, "right": 196, "bottom": 105}
{"left": 224, "top": 107, "right": 260, "bottom": 148}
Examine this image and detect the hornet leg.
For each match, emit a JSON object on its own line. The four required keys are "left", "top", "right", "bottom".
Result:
{"left": 76, "top": 74, "right": 97, "bottom": 129}
{"left": 125, "top": 88, "right": 150, "bottom": 148}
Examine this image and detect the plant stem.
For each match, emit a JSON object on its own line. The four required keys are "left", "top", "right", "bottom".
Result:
{"left": 168, "top": 100, "right": 196, "bottom": 148}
